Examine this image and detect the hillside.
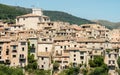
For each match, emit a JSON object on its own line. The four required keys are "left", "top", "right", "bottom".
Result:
{"left": 0, "top": 3, "right": 95, "bottom": 25}
{"left": 94, "top": 20, "right": 120, "bottom": 29}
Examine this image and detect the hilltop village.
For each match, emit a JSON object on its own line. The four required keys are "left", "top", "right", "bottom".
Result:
{"left": 0, "top": 8, "right": 120, "bottom": 75}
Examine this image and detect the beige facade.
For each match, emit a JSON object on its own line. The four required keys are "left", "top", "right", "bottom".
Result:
{"left": 16, "top": 8, "right": 50, "bottom": 30}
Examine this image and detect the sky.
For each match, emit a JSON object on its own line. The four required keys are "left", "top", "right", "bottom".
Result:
{"left": 0, "top": 0, "right": 120, "bottom": 22}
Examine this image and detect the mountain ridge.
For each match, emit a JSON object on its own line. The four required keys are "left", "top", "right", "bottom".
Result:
{"left": 0, "top": 3, "right": 95, "bottom": 25}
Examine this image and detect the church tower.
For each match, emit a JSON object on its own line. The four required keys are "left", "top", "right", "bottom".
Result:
{"left": 32, "top": 8, "right": 43, "bottom": 16}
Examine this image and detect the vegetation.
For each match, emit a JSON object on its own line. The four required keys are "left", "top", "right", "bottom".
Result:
{"left": 89, "top": 56, "right": 104, "bottom": 67}
{"left": 0, "top": 3, "right": 95, "bottom": 25}
{"left": 44, "top": 10, "right": 95, "bottom": 25}
{"left": 89, "top": 56, "right": 109, "bottom": 75}
{"left": 94, "top": 20, "right": 120, "bottom": 29}
{"left": 59, "top": 67, "right": 80, "bottom": 75}
{"left": 89, "top": 65, "right": 108, "bottom": 75}
{"left": 25, "top": 41, "right": 50, "bottom": 75}
{"left": 117, "top": 56, "right": 120, "bottom": 68}
{"left": 53, "top": 61, "right": 59, "bottom": 71}
{"left": 25, "top": 41, "right": 37, "bottom": 70}
{"left": 0, "top": 65, "right": 24, "bottom": 75}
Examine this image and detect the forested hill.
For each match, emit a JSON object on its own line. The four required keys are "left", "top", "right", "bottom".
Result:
{"left": 0, "top": 3, "right": 95, "bottom": 25}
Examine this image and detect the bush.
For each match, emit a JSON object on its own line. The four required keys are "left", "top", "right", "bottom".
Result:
{"left": 0, "top": 65, "right": 24, "bottom": 75}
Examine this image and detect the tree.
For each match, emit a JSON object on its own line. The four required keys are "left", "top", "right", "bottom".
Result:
{"left": 0, "top": 65, "right": 24, "bottom": 75}
{"left": 89, "top": 56, "right": 104, "bottom": 67}
{"left": 25, "top": 41, "right": 37, "bottom": 70}
{"left": 53, "top": 62, "right": 59, "bottom": 71}
{"left": 90, "top": 66, "right": 108, "bottom": 75}
{"left": 117, "top": 56, "right": 120, "bottom": 68}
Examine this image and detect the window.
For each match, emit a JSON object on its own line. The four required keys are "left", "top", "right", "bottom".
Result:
{"left": 64, "top": 46, "right": 66, "bottom": 49}
{"left": 115, "top": 54, "right": 117, "bottom": 58}
{"left": 23, "top": 18, "right": 25, "bottom": 20}
{"left": 13, "top": 46, "right": 16, "bottom": 49}
{"left": 21, "top": 42, "right": 26, "bottom": 45}
{"left": 13, "top": 55, "right": 16, "bottom": 58}
{"left": 0, "top": 47, "right": 2, "bottom": 50}
{"left": 81, "top": 61, "right": 83, "bottom": 64}
{"left": 32, "top": 44, "right": 35, "bottom": 47}
{"left": 61, "top": 46, "right": 62, "bottom": 48}
{"left": 109, "top": 54, "right": 111, "bottom": 58}
{"left": 113, "top": 61, "right": 115, "bottom": 64}
{"left": 80, "top": 56, "right": 84, "bottom": 60}
{"left": 0, "top": 56, "right": 1, "bottom": 59}
{"left": 6, "top": 49, "right": 9, "bottom": 55}
{"left": 17, "top": 18, "right": 19, "bottom": 22}
{"left": 22, "top": 47, "right": 24, "bottom": 51}
{"left": 42, "top": 65, "right": 44, "bottom": 68}
{"left": 74, "top": 45, "right": 76, "bottom": 47}
{"left": 74, "top": 58, "right": 76, "bottom": 61}
{"left": 45, "top": 47, "right": 48, "bottom": 52}
{"left": 68, "top": 45, "right": 70, "bottom": 47}
{"left": 74, "top": 54, "right": 76, "bottom": 57}
{"left": 41, "top": 57, "right": 44, "bottom": 60}
{"left": 80, "top": 52, "right": 84, "bottom": 55}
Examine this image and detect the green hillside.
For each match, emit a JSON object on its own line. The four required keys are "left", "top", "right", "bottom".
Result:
{"left": 0, "top": 3, "right": 95, "bottom": 25}
{"left": 95, "top": 20, "right": 120, "bottom": 29}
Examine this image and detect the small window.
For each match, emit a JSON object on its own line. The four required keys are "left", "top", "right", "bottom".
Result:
{"left": 0, "top": 47, "right": 2, "bottom": 50}
{"left": 85, "top": 42, "right": 88, "bottom": 44}
{"left": 113, "top": 61, "right": 115, "bottom": 64}
{"left": 21, "top": 42, "right": 26, "bottom": 45}
{"left": 13, "top": 46, "right": 16, "bottom": 49}
{"left": 81, "top": 61, "right": 83, "bottom": 64}
{"left": 32, "top": 44, "right": 35, "bottom": 47}
{"left": 109, "top": 54, "right": 111, "bottom": 58}
{"left": 74, "top": 54, "right": 76, "bottom": 57}
{"left": 6, "top": 49, "right": 9, "bottom": 55}
{"left": 80, "top": 56, "right": 84, "bottom": 59}
{"left": 61, "top": 46, "right": 62, "bottom": 48}
{"left": 0, "top": 56, "right": 1, "bottom": 59}
{"left": 45, "top": 47, "right": 48, "bottom": 52}
{"left": 22, "top": 47, "right": 24, "bottom": 51}
{"left": 13, "top": 55, "right": 16, "bottom": 58}
{"left": 41, "top": 57, "right": 44, "bottom": 60}
{"left": 42, "top": 65, "right": 44, "bottom": 68}
{"left": 23, "top": 18, "right": 25, "bottom": 20}
{"left": 74, "top": 45, "right": 76, "bottom": 47}
{"left": 74, "top": 58, "right": 76, "bottom": 61}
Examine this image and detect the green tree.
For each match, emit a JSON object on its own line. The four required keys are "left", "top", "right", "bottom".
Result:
{"left": 53, "top": 62, "right": 59, "bottom": 71}
{"left": 117, "top": 56, "right": 120, "bottom": 68}
{"left": 89, "top": 56, "right": 104, "bottom": 67}
{"left": 25, "top": 41, "right": 37, "bottom": 70}
{"left": 0, "top": 65, "right": 24, "bottom": 75}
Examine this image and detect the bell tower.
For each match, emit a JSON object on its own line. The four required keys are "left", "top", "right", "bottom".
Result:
{"left": 32, "top": 8, "right": 43, "bottom": 16}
